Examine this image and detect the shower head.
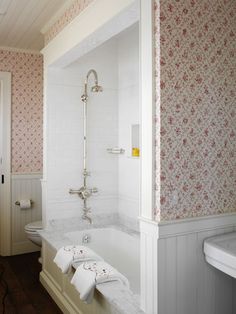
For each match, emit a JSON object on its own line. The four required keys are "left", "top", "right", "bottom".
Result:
{"left": 91, "top": 84, "right": 103, "bottom": 93}
{"left": 81, "top": 69, "right": 103, "bottom": 102}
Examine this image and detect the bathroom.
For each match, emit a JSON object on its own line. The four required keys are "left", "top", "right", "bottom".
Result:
{"left": 0, "top": 0, "right": 236, "bottom": 313}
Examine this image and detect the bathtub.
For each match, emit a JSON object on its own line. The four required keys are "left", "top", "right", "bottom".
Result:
{"left": 64, "top": 227, "right": 140, "bottom": 295}
{"left": 40, "top": 222, "right": 143, "bottom": 313}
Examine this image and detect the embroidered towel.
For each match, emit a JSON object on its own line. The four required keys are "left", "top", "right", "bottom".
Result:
{"left": 54, "top": 245, "right": 103, "bottom": 273}
{"left": 71, "top": 261, "right": 130, "bottom": 304}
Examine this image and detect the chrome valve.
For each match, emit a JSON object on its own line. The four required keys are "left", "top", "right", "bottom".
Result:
{"left": 69, "top": 186, "right": 98, "bottom": 200}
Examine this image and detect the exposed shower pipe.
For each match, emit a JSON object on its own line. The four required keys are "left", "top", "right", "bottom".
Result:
{"left": 69, "top": 69, "right": 103, "bottom": 224}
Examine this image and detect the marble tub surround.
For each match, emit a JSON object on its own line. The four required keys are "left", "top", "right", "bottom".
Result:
{"left": 41, "top": 213, "right": 139, "bottom": 239}
{"left": 39, "top": 216, "right": 142, "bottom": 314}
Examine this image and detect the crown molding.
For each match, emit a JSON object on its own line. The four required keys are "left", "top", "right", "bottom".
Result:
{"left": 0, "top": 46, "right": 41, "bottom": 54}
{"left": 40, "top": 0, "right": 75, "bottom": 35}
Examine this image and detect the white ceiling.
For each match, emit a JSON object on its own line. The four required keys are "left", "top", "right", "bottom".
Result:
{"left": 0, "top": 0, "right": 69, "bottom": 51}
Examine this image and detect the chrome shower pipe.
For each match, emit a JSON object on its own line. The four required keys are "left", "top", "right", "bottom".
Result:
{"left": 70, "top": 69, "right": 102, "bottom": 223}
{"left": 81, "top": 69, "right": 102, "bottom": 178}
{"left": 82, "top": 96, "right": 88, "bottom": 178}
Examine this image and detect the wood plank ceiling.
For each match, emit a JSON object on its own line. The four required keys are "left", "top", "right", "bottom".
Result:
{"left": 0, "top": 0, "right": 68, "bottom": 51}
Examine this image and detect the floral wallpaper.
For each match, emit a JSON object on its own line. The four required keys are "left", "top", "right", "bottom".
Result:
{"left": 0, "top": 50, "right": 43, "bottom": 173}
{"left": 155, "top": 0, "right": 236, "bottom": 220}
{"left": 44, "top": 0, "right": 94, "bottom": 45}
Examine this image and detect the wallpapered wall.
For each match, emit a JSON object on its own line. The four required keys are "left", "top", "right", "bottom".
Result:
{"left": 0, "top": 50, "right": 43, "bottom": 173}
{"left": 155, "top": 0, "right": 236, "bottom": 220}
{"left": 43, "top": 0, "right": 236, "bottom": 220}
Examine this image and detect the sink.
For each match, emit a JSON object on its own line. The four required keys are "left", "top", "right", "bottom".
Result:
{"left": 204, "top": 232, "right": 236, "bottom": 278}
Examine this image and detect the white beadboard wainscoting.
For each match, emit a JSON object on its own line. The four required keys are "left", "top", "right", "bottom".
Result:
{"left": 11, "top": 173, "right": 42, "bottom": 255}
{"left": 234, "top": 282, "right": 236, "bottom": 313}
{"left": 140, "top": 213, "right": 236, "bottom": 314}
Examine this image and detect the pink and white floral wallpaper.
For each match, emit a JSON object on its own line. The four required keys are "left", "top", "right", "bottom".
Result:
{"left": 155, "top": 0, "right": 236, "bottom": 220}
{"left": 0, "top": 50, "right": 43, "bottom": 173}
{"left": 44, "top": 0, "right": 94, "bottom": 45}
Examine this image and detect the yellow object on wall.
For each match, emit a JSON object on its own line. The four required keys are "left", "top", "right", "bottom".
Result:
{"left": 132, "top": 147, "right": 140, "bottom": 157}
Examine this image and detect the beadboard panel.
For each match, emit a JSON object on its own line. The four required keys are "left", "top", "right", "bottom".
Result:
{"left": 233, "top": 282, "right": 236, "bottom": 314}
{"left": 11, "top": 173, "right": 42, "bottom": 255}
{"left": 158, "top": 222, "right": 236, "bottom": 314}
{"left": 140, "top": 214, "right": 236, "bottom": 314}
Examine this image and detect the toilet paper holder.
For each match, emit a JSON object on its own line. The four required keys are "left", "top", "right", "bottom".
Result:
{"left": 15, "top": 200, "right": 34, "bottom": 206}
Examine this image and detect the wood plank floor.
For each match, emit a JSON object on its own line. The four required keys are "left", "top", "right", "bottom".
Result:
{"left": 0, "top": 252, "right": 62, "bottom": 314}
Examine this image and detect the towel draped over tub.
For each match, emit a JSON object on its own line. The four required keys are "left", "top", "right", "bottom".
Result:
{"left": 54, "top": 245, "right": 130, "bottom": 304}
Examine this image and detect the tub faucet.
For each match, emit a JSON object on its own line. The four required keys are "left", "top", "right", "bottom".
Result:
{"left": 82, "top": 212, "right": 92, "bottom": 224}
{"left": 69, "top": 186, "right": 97, "bottom": 224}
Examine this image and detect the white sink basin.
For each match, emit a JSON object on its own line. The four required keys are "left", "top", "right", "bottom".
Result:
{"left": 204, "top": 232, "right": 236, "bottom": 278}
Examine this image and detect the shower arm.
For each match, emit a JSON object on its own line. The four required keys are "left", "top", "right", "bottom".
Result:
{"left": 82, "top": 69, "right": 99, "bottom": 100}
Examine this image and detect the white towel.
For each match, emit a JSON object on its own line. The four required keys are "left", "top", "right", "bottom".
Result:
{"left": 53, "top": 245, "right": 103, "bottom": 273}
{"left": 71, "top": 261, "right": 130, "bottom": 304}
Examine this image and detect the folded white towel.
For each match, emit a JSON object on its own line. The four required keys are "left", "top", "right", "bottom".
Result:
{"left": 53, "top": 245, "right": 103, "bottom": 274}
{"left": 71, "top": 261, "right": 130, "bottom": 304}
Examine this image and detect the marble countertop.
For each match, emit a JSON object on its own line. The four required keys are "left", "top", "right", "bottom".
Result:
{"left": 39, "top": 215, "right": 144, "bottom": 314}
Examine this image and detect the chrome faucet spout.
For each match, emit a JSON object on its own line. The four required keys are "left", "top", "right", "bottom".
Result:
{"left": 82, "top": 213, "right": 92, "bottom": 224}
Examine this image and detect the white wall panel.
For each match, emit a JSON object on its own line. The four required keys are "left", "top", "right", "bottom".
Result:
{"left": 158, "top": 221, "right": 235, "bottom": 314}
{"left": 11, "top": 173, "right": 42, "bottom": 254}
{"left": 233, "top": 281, "right": 236, "bottom": 314}
{"left": 140, "top": 214, "right": 236, "bottom": 314}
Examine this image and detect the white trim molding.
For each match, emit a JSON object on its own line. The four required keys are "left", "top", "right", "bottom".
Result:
{"left": 140, "top": 0, "right": 155, "bottom": 220}
{"left": 158, "top": 212, "right": 236, "bottom": 238}
{"left": 42, "top": 0, "right": 139, "bottom": 67}
{"left": 0, "top": 46, "right": 41, "bottom": 55}
{"left": 0, "top": 71, "right": 11, "bottom": 256}
{"left": 140, "top": 218, "right": 159, "bottom": 313}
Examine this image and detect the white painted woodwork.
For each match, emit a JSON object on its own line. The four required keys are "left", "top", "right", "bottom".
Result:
{"left": 233, "top": 281, "right": 236, "bottom": 313}
{"left": 140, "top": 218, "right": 159, "bottom": 313}
{"left": 0, "top": 0, "right": 67, "bottom": 51}
{"left": 40, "top": 241, "right": 132, "bottom": 314}
{"left": 11, "top": 173, "right": 42, "bottom": 255}
{"left": 157, "top": 214, "right": 236, "bottom": 314}
{"left": 140, "top": 0, "right": 155, "bottom": 220}
{"left": 0, "top": 71, "right": 11, "bottom": 256}
{"left": 140, "top": 214, "right": 236, "bottom": 314}
{"left": 42, "top": 0, "right": 139, "bottom": 67}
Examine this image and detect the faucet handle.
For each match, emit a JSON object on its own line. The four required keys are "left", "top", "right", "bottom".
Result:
{"left": 69, "top": 188, "right": 80, "bottom": 194}
{"left": 90, "top": 187, "right": 98, "bottom": 194}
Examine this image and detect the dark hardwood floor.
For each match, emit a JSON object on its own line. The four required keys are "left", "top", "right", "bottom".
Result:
{"left": 0, "top": 252, "right": 62, "bottom": 314}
